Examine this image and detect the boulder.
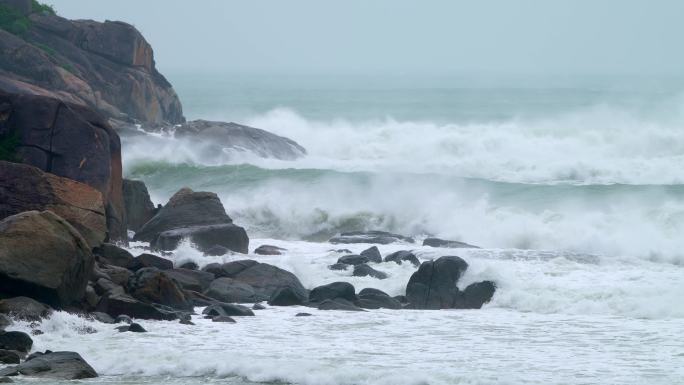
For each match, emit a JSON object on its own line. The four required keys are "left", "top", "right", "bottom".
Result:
{"left": 0, "top": 297, "right": 52, "bottom": 321}
{"left": 89, "top": 312, "right": 114, "bottom": 324}
{"left": 0, "top": 349, "right": 20, "bottom": 364}
{"left": 211, "top": 316, "right": 236, "bottom": 323}
{"left": 0, "top": 161, "right": 106, "bottom": 247}
{"left": 329, "top": 231, "right": 415, "bottom": 245}
{"left": 203, "top": 278, "right": 259, "bottom": 303}
{"left": 178, "top": 261, "right": 198, "bottom": 270}
{"left": 0, "top": 315, "right": 10, "bottom": 330}
{"left": 122, "top": 179, "right": 155, "bottom": 232}
{"left": 405, "top": 256, "right": 471, "bottom": 309}
{"left": 352, "top": 264, "right": 388, "bottom": 280}
{"left": 254, "top": 244, "right": 287, "bottom": 255}
{"left": 422, "top": 237, "right": 480, "bottom": 249}
{"left": 173, "top": 120, "right": 306, "bottom": 161}
{"left": 356, "top": 288, "right": 402, "bottom": 310}
{"left": 252, "top": 303, "right": 266, "bottom": 310}
{"left": 455, "top": 281, "right": 497, "bottom": 309}
{"left": 0, "top": 351, "right": 97, "bottom": 379}
{"left": 94, "top": 243, "right": 134, "bottom": 268}
{"left": 230, "top": 262, "right": 307, "bottom": 301}
{"left": 0, "top": 211, "right": 94, "bottom": 307}
{"left": 203, "top": 245, "right": 230, "bottom": 256}
{"left": 309, "top": 282, "right": 356, "bottom": 303}
{"left": 317, "top": 298, "right": 364, "bottom": 312}
{"left": 97, "top": 264, "right": 131, "bottom": 287}
{"left": 337, "top": 254, "right": 369, "bottom": 266}
{"left": 127, "top": 253, "right": 173, "bottom": 271}
{"left": 202, "top": 303, "right": 254, "bottom": 317}
{"left": 360, "top": 246, "right": 382, "bottom": 263}
{"left": 384, "top": 250, "right": 420, "bottom": 267}
{"left": 0, "top": 91, "right": 126, "bottom": 241}
{"left": 96, "top": 292, "right": 178, "bottom": 321}
{"left": 155, "top": 223, "right": 249, "bottom": 254}
{"left": 202, "top": 260, "right": 258, "bottom": 278}
{"left": 268, "top": 286, "right": 306, "bottom": 306}
{"left": 328, "top": 263, "right": 349, "bottom": 271}
{"left": 116, "top": 323, "right": 146, "bottom": 333}
{"left": 127, "top": 268, "right": 191, "bottom": 311}
{"left": 163, "top": 268, "right": 215, "bottom": 292}
{"left": 0, "top": 331, "right": 32, "bottom": 352}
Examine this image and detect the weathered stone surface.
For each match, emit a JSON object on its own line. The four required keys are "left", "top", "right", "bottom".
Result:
{"left": 0, "top": 297, "right": 52, "bottom": 321}
{"left": 0, "top": 351, "right": 98, "bottom": 379}
{"left": 127, "top": 253, "right": 173, "bottom": 271}
{"left": 230, "top": 262, "right": 307, "bottom": 301}
{"left": 155, "top": 224, "right": 249, "bottom": 254}
{"left": 173, "top": 120, "right": 306, "bottom": 160}
{"left": 96, "top": 293, "right": 177, "bottom": 321}
{"left": 0, "top": 91, "right": 126, "bottom": 241}
{"left": 163, "top": 268, "right": 214, "bottom": 292}
{"left": 360, "top": 246, "right": 382, "bottom": 263}
{"left": 268, "top": 286, "right": 306, "bottom": 306}
{"left": 309, "top": 282, "right": 356, "bottom": 303}
{"left": 122, "top": 179, "right": 155, "bottom": 232}
{"left": 329, "top": 231, "right": 415, "bottom": 245}
{"left": 0, "top": 211, "right": 94, "bottom": 307}
{"left": 352, "top": 264, "right": 388, "bottom": 279}
{"left": 0, "top": 161, "right": 106, "bottom": 247}
{"left": 0, "top": 331, "right": 32, "bottom": 352}
{"left": 254, "top": 244, "right": 287, "bottom": 255}
{"left": 203, "top": 278, "right": 258, "bottom": 303}
{"left": 384, "top": 250, "right": 420, "bottom": 267}
{"left": 422, "top": 237, "right": 480, "bottom": 249}
{"left": 94, "top": 243, "right": 134, "bottom": 268}
{"left": 127, "top": 268, "right": 191, "bottom": 311}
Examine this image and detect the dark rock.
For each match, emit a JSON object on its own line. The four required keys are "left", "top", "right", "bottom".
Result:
{"left": 360, "top": 246, "right": 382, "bottom": 263}
{"left": 254, "top": 245, "right": 287, "bottom": 255}
{"left": 179, "top": 319, "right": 194, "bottom": 325}
{"left": 128, "top": 323, "right": 146, "bottom": 333}
{"left": 333, "top": 249, "right": 352, "bottom": 253}
{"left": 211, "top": 316, "right": 236, "bottom": 323}
{"left": 423, "top": 237, "right": 480, "bottom": 249}
{"left": 0, "top": 314, "right": 10, "bottom": 330}
{"left": 202, "top": 260, "right": 258, "bottom": 278}
{"left": 30, "top": 329, "right": 43, "bottom": 336}
{"left": 182, "top": 290, "right": 216, "bottom": 307}
{"left": 0, "top": 91, "right": 126, "bottom": 241}
{"left": 122, "top": 179, "right": 155, "bottom": 232}
{"left": 203, "top": 245, "right": 229, "bottom": 256}
{"left": 114, "top": 315, "right": 132, "bottom": 324}
{"left": 85, "top": 284, "right": 100, "bottom": 308}
{"left": 405, "top": 256, "right": 469, "bottom": 309}
{"left": 155, "top": 224, "right": 248, "bottom": 255}
{"left": 173, "top": 120, "right": 306, "bottom": 161}
{"left": 0, "top": 349, "right": 20, "bottom": 364}
{"left": 337, "top": 254, "right": 369, "bottom": 266}
{"left": 93, "top": 278, "right": 125, "bottom": 297}
{"left": 97, "top": 293, "right": 178, "bottom": 321}
{"left": 455, "top": 281, "right": 497, "bottom": 309}
{"left": 178, "top": 261, "right": 198, "bottom": 270}
{"left": 94, "top": 243, "right": 134, "bottom": 268}
{"left": 295, "top": 312, "right": 312, "bottom": 317}
{"left": 329, "top": 231, "right": 415, "bottom": 245}
{"left": 309, "top": 282, "right": 356, "bottom": 303}
{"left": 252, "top": 303, "right": 266, "bottom": 310}
{"left": 328, "top": 263, "right": 349, "bottom": 271}
{"left": 0, "top": 331, "right": 32, "bottom": 352}
{"left": 317, "top": 298, "right": 365, "bottom": 312}
{"left": 97, "top": 264, "right": 132, "bottom": 287}
{"left": 0, "top": 297, "right": 52, "bottom": 321}
{"left": 89, "top": 312, "right": 114, "bottom": 324}
{"left": 384, "top": 250, "right": 420, "bottom": 267}
{"left": 164, "top": 268, "right": 215, "bottom": 292}
{"left": 356, "top": 288, "right": 402, "bottom": 309}
{"left": 231, "top": 262, "right": 307, "bottom": 301}
{"left": 393, "top": 295, "right": 408, "bottom": 304}
{"left": 268, "top": 286, "right": 306, "bottom": 306}
{"left": 127, "top": 253, "right": 173, "bottom": 271}
{"left": 0, "top": 351, "right": 97, "bottom": 379}
{"left": 352, "top": 264, "right": 388, "bottom": 279}
{"left": 203, "top": 278, "right": 258, "bottom": 303}
{"left": 0, "top": 376, "right": 11, "bottom": 383}
{"left": 0, "top": 161, "right": 107, "bottom": 247}
{"left": 127, "top": 268, "right": 191, "bottom": 311}
{"left": 202, "top": 303, "right": 254, "bottom": 317}
{"left": 0, "top": 211, "right": 94, "bottom": 307}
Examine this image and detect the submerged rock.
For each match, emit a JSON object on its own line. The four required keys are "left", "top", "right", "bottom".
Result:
{"left": 329, "top": 231, "right": 415, "bottom": 245}
{"left": 202, "top": 303, "right": 254, "bottom": 317}
{"left": 355, "top": 288, "right": 402, "bottom": 310}
{"left": 0, "top": 351, "right": 98, "bottom": 379}
{"left": 254, "top": 245, "right": 287, "bottom": 255}
{"left": 317, "top": 298, "right": 365, "bottom": 312}
{"left": 211, "top": 316, "right": 236, "bottom": 323}
{"left": 337, "top": 254, "right": 369, "bottom": 266}
{"left": 327, "top": 263, "right": 349, "bottom": 271}
{"left": 309, "top": 282, "right": 356, "bottom": 303}
{"left": 352, "top": 264, "right": 388, "bottom": 279}
{"left": 360, "top": 246, "right": 382, "bottom": 263}
{"left": 384, "top": 250, "right": 420, "bottom": 267}
{"left": 422, "top": 238, "right": 480, "bottom": 249}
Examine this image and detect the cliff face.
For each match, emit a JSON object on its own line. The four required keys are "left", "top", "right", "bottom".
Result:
{"left": 0, "top": 0, "right": 184, "bottom": 128}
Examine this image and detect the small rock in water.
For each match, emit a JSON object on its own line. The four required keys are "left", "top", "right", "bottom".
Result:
{"left": 115, "top": 315, "right": 133, "bottom": 324}
{"left": 179, "top": 261, "right": 199, "bottom": 270}
{"left": 0, "top": 331, "right": 33, "bottom": 353}
{"left": 422, "top": 237, "right": 480, "bottom": 249}
{"left": 352, "top": 264, "right": 388, "bottom": 279}
{"left": 252, "top": 303, "right": 266, "bottom": 310}
{"left": 212, "top": 316, "right": 236, "bottom": 323}
{"left": 268, "top": 286, "right": 307, "bottom": 306}
{"left": 384, "top": 250, "right": 420, "bottom": 266}
{"left": 30, "top": 329, "right": 44, "bottom": 336}
{"left": 116, "top": 323, "right": 146, "bottom": 333}
{"left": 179, "top": 319, "right": 195, "bottom": 325}
{"left": 337, "top": 254, "right": 369, "bottom": 266}
{"left": 254, "top": 245, "right": 287, "bottom": 255}
{"left": 360, "top": 246, "right": 382, "bottom": 263}
{"left": 295, "top": 313, "right": 312, "bottom": 317}
{"left": 328, "top": 263, "right": 349, "bottom": 271}
{"left": 331, "top": 249, "right": 352, "bottom": 254}
{"left": 0, "top": 349, "right": 20, "bottom": 364}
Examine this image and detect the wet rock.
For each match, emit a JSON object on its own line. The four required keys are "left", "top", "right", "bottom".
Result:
{"left": 182, "top": 290, "right": 216, "bottom": 307}
{"left": 360, "top": 246, "right": 382, "bottom": 263}
{"left": 332, "top": 249, "right": 352, "bottom": 254}
{"left": 254, "top": 245, "right": 287, "bottom": 255}
{"left": 127, "top": 268, "right": 191, "bottom": 311}
{"left": 422, "top": 237, "right": 480, "bottom": 249}
{"left": 328, "top": 263, "right": 349, "bottom": 271}
{"left": 230, "top": 262, "right": 308, "bottom": 301}
{"left": 455, "top": 281, "right": 497, "bottom": 309}
{"left": 211, "top": 316, "right": 236, "bottom": 323}
{"left": 155, "top": 224, "right": 249, "bottom": 255}
{"left": 317, "top": 298, "right": 365, "bottom": 312}
{"left": 0, "top": 349, "right": 20, "bottom": 364}
{"left": 393, "top": 295, "right": 408, "bottom": 304}
{"left": 94, "top": 243, "right": 134, "bottom": 268}
{"left": 97, "top": 293, "right": 178, "bottom": 321}
{"left": 0, "top": 331, "right": 32, "bottom": 353}
{"left": 203, "top": 245, "right": 230, "bottom": 256}
{"left": 179, "top": 261, "right": 199, "bottom": 270}
{"left": 355, "top": 288, "right": 402, "bottom": 310}
{"left": 202, "top": 303, "right": 254, "bottom": 317}
{"left": 90, "top": 312, "right": 115, "bottom": 324}
{"left": 204, "top": 278, "right": 259, "bottom": 303}
{"left": 114, "top": 315, "right": 132, "bottom": 324}
{"left": 309, "top": 282, "right": 356, "bottom": 303}
{"left": 179, "top": 318, "right": 194, "bottom": 326}
{"left": 0, "top": 211, "right": 94, "bottom": 307}
{"left": 0, "top": 297, "right": 52, "bottom": 321}
{"left": 295, "top": 312, "right": 312, "bottom": 317}
{"left": 352, "top": 264, "right": 388, "bottom": 279}
{"left": 0, "top": 315, "right": 10, "bottom": 330}
{"left": 0, "top": 351, "right": 97, "bottom": 379}
{"left": 164, "top": 268, "right": 215, "bottom": 292}
{"left": 268, "top": 287, "right": 306, "bottom": 306}
{"left": 128, "top": 323, "right": 146, "bottom": 333}
{"left": 384, "top": 250, "right": 420, "bottom": 267}
{"left": 329, "top": 231, "right": 415, "bottom": 245}
{"left": 97, "top": 264, "right": 132, "bottom": 287}
{"left": 252, "top": 303, "right": 266, "bottom": 310}
{"left": 202, "top": 260, "right": 257, "bottom": 278}
{"left": 122, "top": 179, "right": 156, "bottom": 232}
{"left": 337, "top": 254, "right": 369, "bottom": 266}
{"left": 127, "top": 253, "right": 173, "bottom": 271}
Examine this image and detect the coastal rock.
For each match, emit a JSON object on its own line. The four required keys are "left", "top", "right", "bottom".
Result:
{"left": 163, "top": 268, "right": 215, "bottom": 292}
{"left": 127, "top": 268, "right": 191, "bottom": 311}
{"left": 328, "top": 263, "right": 349, "bottom": 271}
{"left": 0, "top": 351, "right": 98, "bottom": 379}
{"left": 94, "top": 243, "right": 134, "bottom": 268}
{"left": 211, "top": 316, "right": 236, "bottom": 323}
{"left": 422, "top": 237, "right": 480, "bottom": 249}
{"left": 127, "top": 253, "right": 173, "bottom": 271}
{"left": 337, "top": 254, "right": 369, "bottom": 266}
{"left": 0, "top": 297, "right": 53, "bottom": 321}
{"left": 384, "top": 250, "right": 420, "bottom": 266}
{"left": 178, "top": 261, "right": 199, "bottom": 270}
{"left": 96, "top": 292, "right": 178, "bottom": 320}
{"left": 268, "top": 286, "right": 306, "bottom": 306}
{"left": 0, "top": 161, "right": 106, "bottom": 247}
{"left": 134, "top": 188, "right": 248, "bottom": 254}
{"left": 360, "top": 246, "right": 382, "bottom": 263}
{"left": 204, "top": 278, "right": 258, "bottom": 303}
{"left": 172, "top": 120, "right": 306, "bottom": 160}
{"left": 317, "top": 298, "right": 365, "bottom": 312}
{"left": 97, "top": 264, "right": 132, "bottom": 286}
{"left": 455, "top": 281, "right": 497, "bottom": 309}
{"left": 203, "top": 245, "right": 230, "bottom": 256}
{"left": 116, "top": 323, "right": 146, "bottom": 333}
{"left": 89, "top": 312, "right": 115, "bottom": 324}
{"left": 202, "top": 303, "right": 254, "bottom": 317}
{"left": 229, "top": 262, "right": 307, "bottom": 301}
{"left": 0, "top": 331, "right": 32, "bottom": 352}
{"left": 352, "top": 264, "right": 388, "bottom": 279}
{"left": 0, "top": 211, "right": 93, "bottom": 307}
{"left": 0, "top": 91, "right": 126, "bottom": 241}
{"left": 202, "top": 260, "right": 258, "bottom": 278}
{"left": 0, "top": 350, "right": 20, "bottom": 364}
{"left": 309, "top": 282, "right": 356, "bottom": 303}
{"left": 329, "top": 231, "right": 415, "bottom": 245}
{"left": 0, "top": 315, "right": 10, "bottom": 330}
{"left": 254, "top": 244, "right": 287, "bottom": 255}
{"left": 122, "top": 179, "right": 156, "bottom": 232}
{"left": 356, "top": 288, "right": 402, "bottom": 310}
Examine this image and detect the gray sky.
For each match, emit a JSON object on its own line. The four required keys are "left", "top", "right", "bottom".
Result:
{"left": 48, "top": 0, "right": 684, "bottom": 76}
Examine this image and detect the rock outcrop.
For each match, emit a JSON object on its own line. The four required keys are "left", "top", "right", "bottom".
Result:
{"left": 122, "top": 179, "right": 155, "bottom": 232}
{"left": 0, "top": 1, "right": 184, "bottom": 128}
{"left": 0, "top": 351, "right": 98, "bottom": 379}
{"left": 0, "top": 211, "right": 94, "bottom": 308}
{"left": 0, "top": 91, "right": 126, "bottom": 241}
{"left": 0, "top": 161, "right": 106, "bottom": 247}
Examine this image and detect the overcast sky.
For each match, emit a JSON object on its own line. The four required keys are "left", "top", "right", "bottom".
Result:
{"left": 48, "top": 0, "right": 684, "bottom": 76}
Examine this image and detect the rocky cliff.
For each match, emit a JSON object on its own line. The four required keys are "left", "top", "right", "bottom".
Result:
{"left": 0, "top": 0, "right": 184, "bottom": 128}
